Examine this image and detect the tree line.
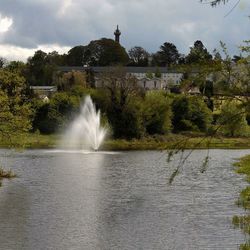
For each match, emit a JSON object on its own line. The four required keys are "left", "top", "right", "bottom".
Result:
{"left": 0, "top": 34, "right": 249, "bottom": 141}
{"left": 0, "top": 37, "right": 244, "bottom": 88}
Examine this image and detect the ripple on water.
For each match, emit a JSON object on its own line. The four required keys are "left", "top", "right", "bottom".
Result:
{"left": 0, "top": 149, "right": 249, "bottom": 250}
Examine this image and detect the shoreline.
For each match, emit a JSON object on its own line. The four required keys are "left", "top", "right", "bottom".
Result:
{"left": 232, "top": 155, "right": 250, "bottom": 249}
{"left": 1, "top": 133, "right": 249, "bottom": 150}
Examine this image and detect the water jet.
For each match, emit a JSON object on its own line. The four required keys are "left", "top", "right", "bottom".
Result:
{"left": 62, "top": 96, "right": 107, "bottom": 151}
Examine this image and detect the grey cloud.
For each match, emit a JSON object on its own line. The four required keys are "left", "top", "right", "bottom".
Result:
{"left": 0, "top": 0, "right": 249, "bottom": 58}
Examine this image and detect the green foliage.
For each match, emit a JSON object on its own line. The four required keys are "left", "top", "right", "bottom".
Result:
{"left": 233, "top": 155, "right": 250, "bottom": 249}
{"left": 128, "top": 46, "right": 149, "bottom": 66}
{"left": 146, "top": 71, "right": 154, "bottom": 79}
{"left": 55, "top": 71, "right": 87, "bottom": 91}
{"left": 67, "top": 46, "right": 85, "bottom": 66}
{"left": 217, "top": 101, "right": 248, "bottom": 137}
{"left": 32, "top": 92, "right": 80, "bottom": 134}
{"left": 106, "top": 95, "right": 144, "bottom": 139}
{"left": 155, "top": 42, "right": 180, "bottom": 66}
{"left": 142, "top": 91, "right": 172, "bottom": 134}
{"left": 0, "top": 69, "right": 32, "bottom": 146}
{"left": 172, "top": 95, "right": 212, "bottom": 132}
{"left": 5, "top": 61, "right": 27, "bottom": 75}
{"left": 26, "top": 50, "right": 66, "bottom": 86}
{"left": 82, "top": 38, "right": 129, "bottom": 66}
{"left": 154, "top": 68, "right": 162, "bottom": 78}
{"left": 186, "top": 40, "right": 212, "bottom": 64}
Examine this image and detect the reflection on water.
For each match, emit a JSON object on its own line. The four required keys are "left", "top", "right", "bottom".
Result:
{"left": 0, "top": 149, "right": 249, "bottom": 250}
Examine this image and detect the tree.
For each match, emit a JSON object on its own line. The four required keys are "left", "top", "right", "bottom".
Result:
{"left": 82, "top": 38, "right": 129, "bottom": 66}
{"left": 172, "top": 95, "right": 212, "bottom": 132}
{"left": 26, "top": 50, "right": 67, "bottom": 86}
{"left": 98, "top": 67, "right": 143, "bottom": 138}
{"left": 55, "top": 71, "right": 87, "bottom": 91}
{"left": 67, "top": 46, "right": 86, "bottom": 66}
{"left": 213, "top": 48, "right": 222, "bottom": 62}
{"left": 146, "top": 71, "right": 154, "bottom": 79}
{"left": 128, "top": 46, "right": 149, "bottom": 66}
{"left": 155, "top": 42, "right": 180, "bottom": 66}
{"left": 232, "top": 54, "right": 243, "bottom": 63}
{"left": 27, "top": 50, "right": 48, "bottom": 86}
{"left": 32, "top": 92, "right": 80, "bottom": 134}
{"left": 5, "top": 61, "right": 27, "bottom": 75}
{"left": 142, "top": 91, "right": 172, "bottom": 134}
{"left": 186, "top": 40, "right": 212, "bottom": 64}
{"left": 217, "top": 101, "right": 248, "bottom": 136}
{"left": 46, "top": 51, "right": 66, "bottom": 66}
{"left": 0, "top": 69, "right": 32, "bottom": 145}
{"left": 154, "top": 67, "right": 162, "bottom": 78}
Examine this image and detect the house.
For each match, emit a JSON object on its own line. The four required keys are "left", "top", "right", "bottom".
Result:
{"left": 30, "top": 85, "right": 57, "bottom": 101}
{"left": 58, "top": 66, "right": 183, "bottom": 90}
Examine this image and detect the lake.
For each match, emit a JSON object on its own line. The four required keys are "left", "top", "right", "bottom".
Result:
{"left": 0, "top": 149, "right": 249, "bottom": 250}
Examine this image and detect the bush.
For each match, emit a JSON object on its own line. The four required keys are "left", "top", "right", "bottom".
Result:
{"left": 32, "top": 92, "right": 80, "bottom": 134}
{"left": 217, "top": 101, "right": 248, "bottom": 137}
{"left": 142, "top": 91, "right": 172, "bottom": 134}
{"left": 107, "top": 96, "right": 144, "bottom": 139}
{"left": 172, "top": 95, "right": 212, "bottom": 132}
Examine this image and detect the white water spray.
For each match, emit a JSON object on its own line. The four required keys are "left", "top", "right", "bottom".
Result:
{"left": 63, "top": 96, "right": 107, "bottom": 151}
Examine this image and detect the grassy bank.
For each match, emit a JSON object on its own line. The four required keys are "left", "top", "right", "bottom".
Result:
{"left": 0, "top": 133, "right": 249, "bottom": 150}
{"left": 233, "top": 155, "right": 250, "bottom": 250}
{"left": 103, "top": 135, "right": 250, "bottom": 151}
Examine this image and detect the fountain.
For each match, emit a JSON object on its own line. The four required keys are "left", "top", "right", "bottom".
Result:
{"left": 62, "top": 96, "right": 107, "bottom": 151}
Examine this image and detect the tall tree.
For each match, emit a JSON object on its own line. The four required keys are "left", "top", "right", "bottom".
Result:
{"left": 128, "top": 46, "right": 149, "bottom": 66}
{"left": 98, "top": 67, "right": 143, "bottom": 138}
{"left": 27, "top": 50, "right": 66, "bottom": 86}
{"left": 67, "top": 46, "right": 86, "bottom": 66}
{"left": 155, "top": 42, "right": 180, "bottom": 66}
{"left": 186, "top": 40, "right": 212, "bottom": 64}
{"left": 27, "top": 50, "right": 47, "bottom": 85}
{"left": 82, "top": 38, "right": 129, "bottom": 66}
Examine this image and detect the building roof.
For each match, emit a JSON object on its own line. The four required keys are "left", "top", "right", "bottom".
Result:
{"left": 58, "top": 66, "right": 183, "bottom": 74}
{"left": 30, "top": 86, "right": 57, "bottom": 91}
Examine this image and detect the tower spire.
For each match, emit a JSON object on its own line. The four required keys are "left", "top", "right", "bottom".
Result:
{"left": 114, "top": 25, "right": 121, "bottom": 43}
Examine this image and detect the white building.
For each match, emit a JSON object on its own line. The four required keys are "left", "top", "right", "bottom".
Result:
{"left": 58, "top": 66, "right": 183, "bottom": 90}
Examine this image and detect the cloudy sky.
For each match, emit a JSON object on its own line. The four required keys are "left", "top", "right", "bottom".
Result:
{"left": 0, "top": 0, "right": 249, "bottom": 61}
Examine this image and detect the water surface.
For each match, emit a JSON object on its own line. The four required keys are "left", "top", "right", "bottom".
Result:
{"left": 0, "top": 149, "right": 249, "bottom": 250}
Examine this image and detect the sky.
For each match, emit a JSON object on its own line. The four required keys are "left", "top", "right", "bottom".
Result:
{"left": 0, "top": 0, "right": 249, "bottom": 61}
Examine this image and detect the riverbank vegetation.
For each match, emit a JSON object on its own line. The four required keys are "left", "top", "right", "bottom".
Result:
{"left": 0, "top": 168, "right": 16, "bottom": 187}
{"left": 0, "top": 132, "right": 249, "bottom": 150}
{"left": 0, "top": 48, "right": 249, "bottom": 148}
{"left": 233, "top": 155, "right": 250, "bottom": 250}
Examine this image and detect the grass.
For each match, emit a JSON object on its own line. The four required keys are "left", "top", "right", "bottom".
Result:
{"left": 233, "top": 155, "right": 250, "bottom": 249}
{"left": 0, "top": 132, "right": 249, "bottom": 150}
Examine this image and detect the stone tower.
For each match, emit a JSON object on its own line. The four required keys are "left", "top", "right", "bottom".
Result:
{"left": 114, "top": 25, "right": 121, "bottom": 43}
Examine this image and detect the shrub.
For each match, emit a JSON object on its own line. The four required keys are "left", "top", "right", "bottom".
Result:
{"left": 172, "top": 95, "right": 212, "bottom": 132}
{"left": 142, "top": 91, "right": 172, "bottom": 134}
{"left": 217, "top": 101, "right": 248, "bottom": 137}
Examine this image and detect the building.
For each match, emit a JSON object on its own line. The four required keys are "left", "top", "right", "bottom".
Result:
{"left": 30, "top": 85, "right": 57, "bottom": 101}
{"left": 114, "top": 25, "right": 121, "bottom": 43}
{"left": 58, "top": 66, "right": 183, "bottom": 90}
